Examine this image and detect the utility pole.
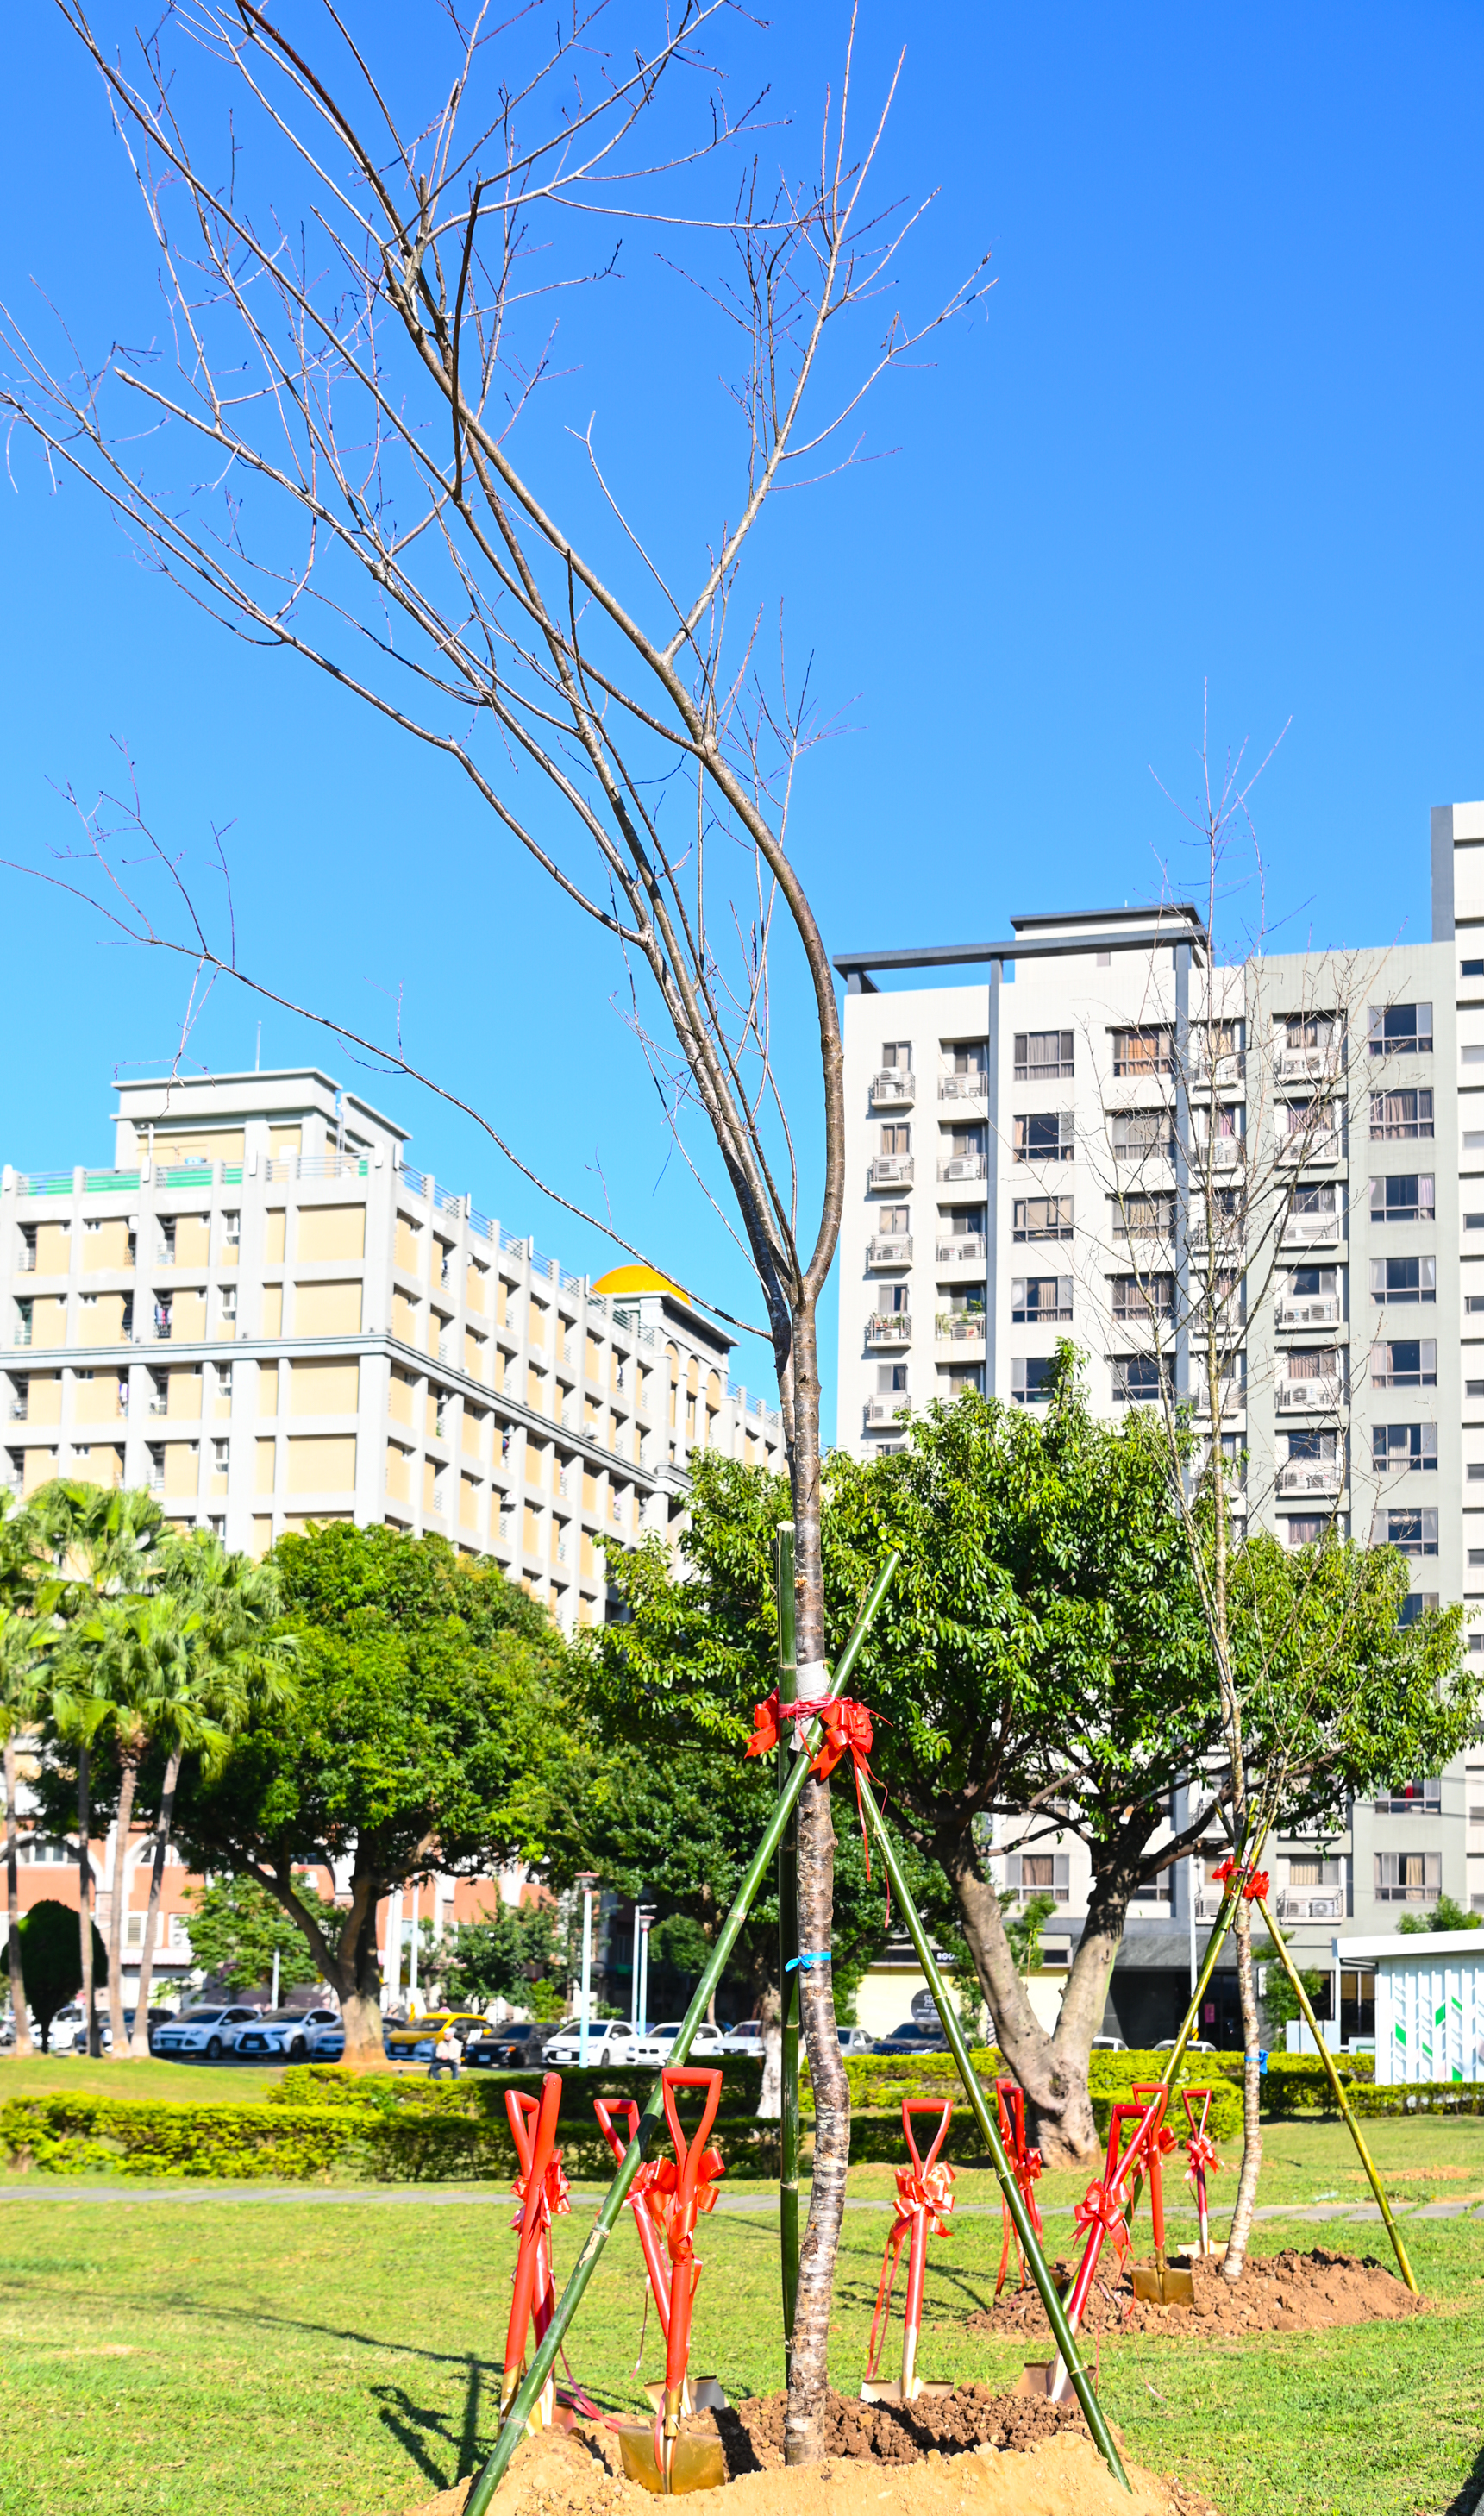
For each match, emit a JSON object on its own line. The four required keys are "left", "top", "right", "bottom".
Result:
{"left": 577, "top": 1874, "right": 598, "bottom": 2065}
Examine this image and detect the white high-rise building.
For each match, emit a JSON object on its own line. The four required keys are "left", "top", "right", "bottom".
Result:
{"left": 835, "top": 803, "right": 1484, "bottom": 2043}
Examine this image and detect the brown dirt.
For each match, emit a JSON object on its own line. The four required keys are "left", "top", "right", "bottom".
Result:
{"left": 966, "top": 2246, "right": 1424, "bottom": 2343}
{"left": 724, "top": 2384, "right": 1080, "bottom": 2468}
{"left": 388, "top": 2416, "right": 1221, "bottom": 2516}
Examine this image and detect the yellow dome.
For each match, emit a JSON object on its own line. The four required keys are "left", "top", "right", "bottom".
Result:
{"left": 592, "top": 1263, "right": 687, "bottom": 1300}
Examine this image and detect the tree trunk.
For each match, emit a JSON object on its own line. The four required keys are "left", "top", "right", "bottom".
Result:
{"left": 339, "top": 1898, "right": 388, "bottom": 2070}
{"left": 1223, "top": 1893, "right": 1263, "bottom": 2278}
{"left": 77, "top": 1741, "right": 99, "bottom": 2058}
{"left": 948, "top": 1841, "right": 1105, "bottom": 2168}
{"left": 105, "top": 1757, "right": 139, "bottom": 2059}
{"left": 785, "top": 1771, "right": 846, "bottom": 2467}
{"left": 129, "top": 1747, "right": 181, "bottom": 2056}
{"left": 756, "top": 1980, "right": 782, "bottom": 2119}
{"left": 3, "top": 1738, "right": 31, "bottom": 2056}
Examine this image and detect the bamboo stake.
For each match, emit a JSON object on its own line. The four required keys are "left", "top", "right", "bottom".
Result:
{"left": 774, "top": 1522, "right": 801, "bottom": 2358}
{"left": 1252, "top": 1891, "right": 1418, "bottom": 2293}
{"left": 463, "top": 1553, "right": 901, "bottom": 2513}
{"left": 854, "top": 1766, "right": 1132, "bottom": 2496}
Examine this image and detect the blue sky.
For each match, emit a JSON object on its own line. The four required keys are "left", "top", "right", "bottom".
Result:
{"left": 3, "top": 3, "right": 1482, "bottom": 1441}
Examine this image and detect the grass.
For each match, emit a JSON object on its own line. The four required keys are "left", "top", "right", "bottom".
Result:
{"left": 1, "top": 2122, "right": 1481, "bottom": 2516}
{"left": 0, "top": 2054, "right": 291, "bottom": 2106}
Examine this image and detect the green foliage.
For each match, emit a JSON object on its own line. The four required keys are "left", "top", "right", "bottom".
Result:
{"left": 0, "top": 2092, "right": 354, "bottom": 2181}
{"left": 183, "top": 1873, "right": 341, "bottom": 1993}
{"left": 1000, "top": 1891, "right": 1057, "bottom": 1975}
{"left": 435, "top": 1903, "right": 563, "bottom": 2011}
{"left": 0, "top": 1899, "right": 108, "bottom": 2049}
{"left": 1397, "top": 1895, "right": 1482, "bottom": 1936}
{"left": 1252, "top": 1931, "right": 1330, "bottom": 2036}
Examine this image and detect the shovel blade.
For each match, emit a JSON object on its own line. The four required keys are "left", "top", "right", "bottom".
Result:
{"left": 642, "top": 2379, "right": 729, "bottom": 2416}
{"left": 617, "top": 2425, "right": 729, "bottom": 2496}
{"left": 1130, "top": 2262, "right": 1197, "bottom": 2307}
{"left": 859, "top": 2378, "right": 955, "bottom": 2406}
{"left": 1016, "top": 2361, "right": 1055, "bottom": 2398}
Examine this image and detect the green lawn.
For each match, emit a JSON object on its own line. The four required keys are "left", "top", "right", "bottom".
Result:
{"left": 1, "top": 2123, "right": 1481, "bottom": 2516}
{"left": 0, "top": 2054, "right": 291, "bottom": 2105}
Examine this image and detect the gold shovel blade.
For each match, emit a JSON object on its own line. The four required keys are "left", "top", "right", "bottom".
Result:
{"left": 616, "top": 2424, "right": 729, "bottom": 2496}
{"left": 1130, "top": 2262, "right": 1197, "bottom": 2307}
{"left": 858, "top": 2379, "right": 955, "bottom": 2406}
{"left": 642, "top": 2379, "right": 729, "bottom": 2416}
{"left": 1016, "top": 2361, "right": 1055, "bottom": 2398}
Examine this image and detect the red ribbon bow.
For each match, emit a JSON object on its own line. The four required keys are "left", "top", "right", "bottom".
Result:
{"left": 1073, "top": 2177, "right": 1130, "bottom": 2263}
{"left": 641, "top": 2146, "right": 725, "bottom": 2237}
{"left": 1212, "top": 1858, "right": 1270, "bottom": 1902}
{"left": 1184, "top": 2131, "right": 1222, "bottom": 2180}
{"left": 510, "top": 2153, "right": 570, "bottom": 2234}
{"left": 893, "top": 2159, "right": 955, "bottom": 2241}
{"left": 745, "top": 1690, "right": 882, "bottom": 1880}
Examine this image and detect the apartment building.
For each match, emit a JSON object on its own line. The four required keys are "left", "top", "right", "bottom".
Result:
{"left": 1, "top": 1067, "right": 783, "bottom": 1634}
{"left": 835, "top": 800, "right": 1484, "bottom": 2042}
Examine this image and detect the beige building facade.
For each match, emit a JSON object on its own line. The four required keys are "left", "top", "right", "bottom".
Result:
{"left": 2, "top": 1069, "right": 783, "bottom": 1629}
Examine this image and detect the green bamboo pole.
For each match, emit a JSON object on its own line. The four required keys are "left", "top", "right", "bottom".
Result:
{"left": 464, "top": 1553, "right": 901, "bottom": 2513}
{"left": 853, "top": 1766, "right": 1132, "bottom": 2497}
{"left": 774, "top": 1522, "right": 801, "bottom": 2357}
{"left": 1252, "top": 1891, "right": 1418, "bottom": 2292}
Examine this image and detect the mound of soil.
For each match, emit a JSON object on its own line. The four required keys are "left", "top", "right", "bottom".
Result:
{"left": 725, "top": 2384, "right": 1080, "bottom": 2469}
{"left": 391, "top": 2419, "right": 1221, "bottom": 2516}
{"left": 967, "top": 2246, "right": 1423, "bottom": 2343}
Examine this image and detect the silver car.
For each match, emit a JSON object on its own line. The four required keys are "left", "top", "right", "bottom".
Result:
{"left": 230, "top": 2007, "right": 340, "bottom": 2061}
{"left": 151, "top": 2004, "right": 261, "bottom": 2060}
{"left": 541, "top": 2017, "right": 642, "bottom": 2067}
{"left": 629, "top": 2019, "right": 727, "bottom": 2067}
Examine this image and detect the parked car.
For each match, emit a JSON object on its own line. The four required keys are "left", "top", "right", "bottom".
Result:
{"left": 465, "top": 2022, "right": 551, "bottom": 2071}
{"left": 837, "top": 2025, "right": 875, "bottom": 2054}
{"left": 45, "top": 2003, "right": 88, "bottom": 2055}
{"left": 1089, "top": 2035, "right": 1129, "bottom": 2053}
{"left": 383, "top": 2010, "right": 486, "bottom": 2060}
{"left": 868, "top": 2020, "right": 949, "bottom": 2057}
{"left": 151, "top": 2004, "right": 262, "bottom": 2060}
{"left": 629, "top": 2019, "right": 727, "bottom": 2067}
{"left": 1152, "top": 2035, "right": 1215, "bottom": 2054}
{"left": 301, "top": 2008, "right": 346, "bottom": 2056}
{"left": 719, "top": 2019, "right": 763, "bottom": 2057}
{"left": 231, "top": 2008, "right": 339, "bottom": 2061}
{"left": 541, "top": 2017, "right": 642, "bottom": 2067}
{"left": 98, "top": 2007, "right": 174, "bottom": 2053}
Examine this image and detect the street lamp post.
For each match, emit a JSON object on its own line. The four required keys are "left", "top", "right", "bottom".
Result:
{"left": 577, "top": 1874, "right": 598, "bottom": 2066}
{"left": 636, "top": 1905, "right": 655, "bottom": 2037}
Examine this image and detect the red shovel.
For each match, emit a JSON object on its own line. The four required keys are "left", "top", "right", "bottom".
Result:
{"left": 593, "top": 2095, "right": 727, "bottom": 2419}
{"left": 861, "top": 2098, "right": 956, "bottom": 2406}
{"left": 502, "top": 2075, "right": 568, "bottom": 2432}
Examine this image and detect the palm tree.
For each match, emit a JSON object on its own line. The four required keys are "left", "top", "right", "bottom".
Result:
{"left": 31, "top": 1483, "right": 162, "bottom": 2056}
{"left": 0, "top": 1493, "right": 47, "bottom": 2056}
{"left": 128, "top": 1534, "right": 297, "bottom": 2054}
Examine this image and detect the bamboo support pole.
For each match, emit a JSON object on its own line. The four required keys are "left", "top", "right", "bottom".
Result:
{"left": 1252, "top": 1891, "right": 1418, "bottom": 2293}
{"left": 853, "top": 1766, "right": 1132, "bottom": 2496}
{"left": 774, "top": 1522, "right": 802, "bottom": 2359}
{"left": 464, "top": 1554, "right": 901, "bottom": 2513}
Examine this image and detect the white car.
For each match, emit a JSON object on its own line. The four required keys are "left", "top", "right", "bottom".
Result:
{"left": 230, "top": 2007, "right": 341, "bottom": 2061}
{"left": 541, "top": 2017, "right": 642, "bottom": 2067}
{"left": 629, "top": 2019, "right": 728, "bottom": 2067}
{"left": 151, "top": 2004, "right": 261, "bottom": 2060}
{"left": 720, "top": 2019, "right": 763, "bottom": 2057}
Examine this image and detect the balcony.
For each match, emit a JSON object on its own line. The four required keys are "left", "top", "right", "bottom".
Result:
{"left": 1276, "top": 1045, "right": 1344, "bottom": 1083}
{"left": 1278, "top": 1130, "right": 1343, "bottom": 1166}
{"left": 936, "top": 1235, "right": 986, "bottom": 1266}
{"left": 7, "top": 1400, "right": 26, "bottom": 1422}
{"left": 1187, "top": 1218, "right": 1245, "bottom": 1254}
{"left": 865, "top": 1313, "right": 911, "bottom": 1348}
{"left": 870, "top": 1070, "right": 916, "bottom": 1109}
{"left": 869, "top": 1154, "right": 914, "bottom": 1190}
{"left": 1192, "top": 1051, "right": 1243, "bottom": 1087}
{"left": 939, "top": 1073, "right": 987, "bottom": 1101}
{"left": 1277, "top": 1375, "right": 1343, "bottom": 1412}
{"left": 863, "top": 1396, "right": 909, "bottom": 1429}
{"left": 15, "top": 1252, "right": 34, "bottom": 1275}
{"left": 1271, "top": 1890, "right": 1345, "bottom": 1921}
{"left": 867, "top": 1234, "right": 913, "bottom": 1268}
{"left": 1276, "top": 1294, "right": 1342, "bottom": 1330}
{"left": 12, "top": 1328, "right": 31, "bottom": 1349}
{"left": 936, "top": 1312, "right": 986, "bottom": 1342}
{"left": 937, "top": 1153, "right": 986, "bottom": 1183}
{"left": 1282, "top": 1212, "right": 1342, "bottom": 1250}
{"left": 1277, "top": 1459, "right": 1344, "bottom": 1497}
{"left": 1193, "top": 1137, "right": 1244, "bottom": 1171}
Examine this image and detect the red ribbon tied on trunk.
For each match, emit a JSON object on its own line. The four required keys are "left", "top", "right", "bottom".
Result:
{"left": 1073, "top": 2177, "right": 1130, "bottom": 2263}
{"left": 510, "top": 2153, "right": 570, "bottom": 2234}
{"left": 1184, "top": 2130, "right": 1222, "bottom": 2181}
{"left": 745, "top": 1690, "right": 882, "bottom": 1879}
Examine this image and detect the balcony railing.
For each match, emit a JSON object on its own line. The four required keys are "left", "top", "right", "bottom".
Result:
{"left": 12, "top": 1328, "right": 31, "bottom": 1349}
{"left": 867, "top": 1234, "right": 913, "bottom": 1267}
{"left": 1187, "top": 1220, "right": 1245, "bottom": 1253}
{"left": 937, "top": 1153, "right": 986, "bottom": 1183}
{"left": 1276, "top": 1294, "right": 1342, "bottom": 1329}
{"left": 1192, "top": 1051, "right": 1243, "bottom": 1086}
{"left": 1277, "top": 1459, "right": 1343, "bottom": 1496}
{"left": 15, "top": 1252, "right": 34, "bottom": 1274}
{"left": 298, "top": 1154, "right": 370, "bottom": 1179}
{"left": 1277, "top": 1375, "right": 1343, "bottom": 1412}
{"left": 939, "top": 1072, "right": 987, "bottom": 1101}
{"left": 936, "top": 1235, "right": 986, "bottom": 1265}
{"left": 863, "top": 1396, "right": 910, "bottom": 1428}
{"left": 1193, "top": 1137, "right": 1244, "bottom": 1170}
{"left": 869, "top": 1070, "right": 916, "bottom": 1108}
{"left": 936, "top": 1312, "right": 986, "bottom": 1341}
{"left": 1278, "top": 1130, "right": 1343, "bottom": 1165}
{"left": 865, "top": 1313, "right": 911, "bottom": 1347}
{"left": 1282, "top": 1213, "right": 1342, "bottom": 1248}
{"left": 869, "top": 1154, "right": 914, "bottom": 1189}
{"left": 1275, "top": 1045, "right": 1344, "bottom": 1082}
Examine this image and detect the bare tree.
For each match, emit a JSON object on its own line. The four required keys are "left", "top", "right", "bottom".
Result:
{"left": 0, "top": 2, "right": 982, "bottom": 2456}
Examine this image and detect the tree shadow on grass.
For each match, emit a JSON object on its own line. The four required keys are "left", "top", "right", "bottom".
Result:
{"left": 1445, "top": 2443, "right": 1484, "bottom": 2516}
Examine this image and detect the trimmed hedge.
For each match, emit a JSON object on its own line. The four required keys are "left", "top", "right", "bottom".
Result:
{"left": 0, "top": 2094, "right": 358, "bottom": 2182}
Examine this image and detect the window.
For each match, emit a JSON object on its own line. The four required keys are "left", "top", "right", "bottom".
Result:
{"left": 1372, "top": 1506, "right": 1439, "bottom": 1556}
{"left": 212, "top": 1438, "right": 230, "bottom": 1474}
{"left": 1284, "top": 1515, "right": 1331, "bottom": 1547}
{"left": 877, "top": 1043, "right": 912, "bottom": 1077}
{"left": 1280, "top": 1013, "right": 1338, "bottom": 1053}
{"left": 1014, "top": 1031, "right": 1074, "bottom": 1081}
{"left": 877, "top": 1364, "right": 909, "bottom": 1394}
{"left": 1375, "top": 1850, "right": 1441, "bottom": 1903}
{"left": 948, "top": 1042, "right": 987, "bottom": 1075}
{"left": 1282, "top": 1265, "right": 1338, "bottom": 1305}
{"left": 1397, "top": 1592, "right": 1438, "bottom": 1628}
{"left": 1375, "top": 1778, "right": 1441, "bottom": 1815}
{"left": 1372, "top": 1423, "right": 1437, "bottom": 1473}
{"left": 16, "top": 1227, "right": 36, "bottom": 1274}
{"left": 880, "top": 1124, "right": 911, "bottom": 1155}
{"left": 219, "top": 1283, "right": 239, "bottom": 1319}
{"left": 876, "top": 1206, "right": 910, "bottom": 1237}
{"left": 1372, "top": 1340, "right": 1437, "bottom": 1388}
{"left": 939, "top": 1362, "right": 985, "bottom": 1398}
{"left": 1111, "top": 1272, "right": 1174, "bottom": 1323}
{"left": 215, "top": 1362, "right": 233, "bottom": 1402}
{"left": 1286, "top": 1856, "right": 1343, "bottom": 1888}
{"left": 1464, "top": 960, "right": 1484, "bottom": 979}
{"left": 1369, "top": 1002, "right": 1432, "bottom": 1056}
{"left": 1001, "top": 1853, "right": 1071, "bottom": 1903}
{"left": 1284, "top": 1428, "right": 1338, "bottom": 1463}
{"left": 1011, "top": 1357, "right": 1054, "bottom": 1404}
{"left": 157, "top": 1220, "right": 177, "bottom": 1264}
{"left": 1011, "top": 1277, "right": 1072, "bottom": 1322}
{"left": 1111, "top": 1026, "right": 1173, "bottom": 1076}
{"left": 1370, "top": 1255, "right": 1436, "bottom": 1305}
{"left": 1369, "top": 1174, "right": 1434, "bottom": 1223}
{"left": 1111, "top": 1355, "right": 1169, "bottom": 1402}
{"left": 1012, "top": 1196, "right": 1073, "bottom": 1241}
{"left": 222, "top": 1211, "right": 241, "bottom": 1248}
{"left": 1370, "top": 1089, "right": 1433, "bottom": 1139}
{"left": 1012, "top": 1113, "right": 1073, "bottom": 1163}
{"left": 1109, "top": 1109, "right": 1174, "bottom": 1163}
{"left": 1113, "top": 1192, "right": 1174, "bottom": 1239}
{"left": 876, "top": 1283, "right": 911, "bottom": 1315}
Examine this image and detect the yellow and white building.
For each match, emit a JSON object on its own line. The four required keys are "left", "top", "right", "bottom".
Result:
{"left": 1, "top": 1068, "right": 784, "bottom": 1628}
